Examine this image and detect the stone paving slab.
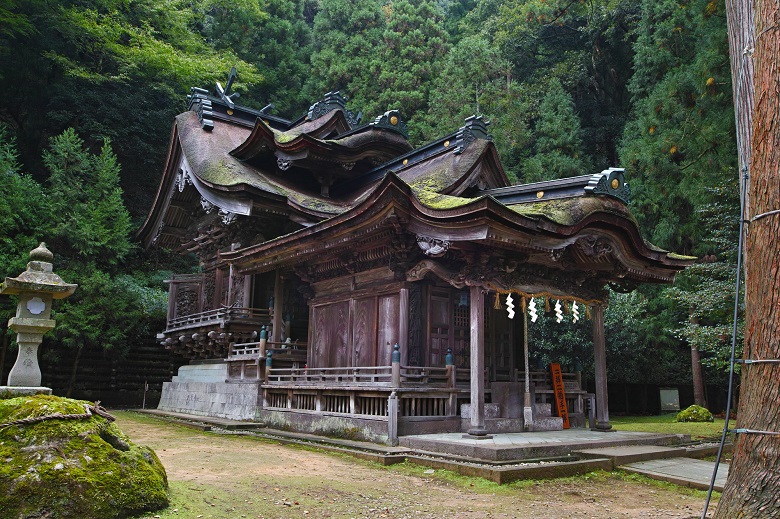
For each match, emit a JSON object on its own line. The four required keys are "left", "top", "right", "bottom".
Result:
{"left": 574, "top": 445, "right": 688, "bottom": 466}
{"left": 621, "top": 457, "right": 729, "bottom": 492}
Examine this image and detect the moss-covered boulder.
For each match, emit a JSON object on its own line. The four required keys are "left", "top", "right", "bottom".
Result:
{"left": 0, "top": 395, "right": 168, "bottom": 518}
{"left": 675, "top": 404, "right": 715, "bottom": 423}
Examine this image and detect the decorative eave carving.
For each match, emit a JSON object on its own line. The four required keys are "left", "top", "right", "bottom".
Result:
{"left": 307, "top": 91, "right": 362, "bottom": 127}
{"left": 416, "top": 235, "right": 450, "bottom": 257}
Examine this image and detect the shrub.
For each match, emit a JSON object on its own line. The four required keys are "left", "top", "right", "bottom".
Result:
{"left": 675, "top": 404, "right": 714, "bottom": 423}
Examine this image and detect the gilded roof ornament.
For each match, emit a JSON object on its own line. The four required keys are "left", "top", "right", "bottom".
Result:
{"left": 584, "top": 168, "right": 631, "bottom": 204}
{"left": 371, "top": 110, "right": 408, "bottom": 139}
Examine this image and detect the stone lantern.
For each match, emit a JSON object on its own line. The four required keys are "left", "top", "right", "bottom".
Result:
{"left": 1, "top": 243, "right": 76, "bottom": 391}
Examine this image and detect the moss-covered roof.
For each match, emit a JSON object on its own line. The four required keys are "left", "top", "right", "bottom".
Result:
{"left": 176, "top": 111, "right": 347, "bottom": 215}
{"left": 412, "top": 187, "right": 475, "bottom": 210}
{"left": 506, "top": 196, "right": 637, "bottom": 227}
{"left": 396, "top": 139, "right": 496, "bottom": 194}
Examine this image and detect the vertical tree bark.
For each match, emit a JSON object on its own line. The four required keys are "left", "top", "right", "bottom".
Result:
{"left": 66, "top": 344, "right": 84, "bottom": 398}
{"left": 725, "top": 0, "right": 755, "bottom": 207}
{"left": 690, "top": 345, "right": 707, "bottom": 408}
{"left": 714, "top": 1, "right": 780, "bottom": 516}
{"left": 690, "top": 313, "right": 708, "bottom": 408}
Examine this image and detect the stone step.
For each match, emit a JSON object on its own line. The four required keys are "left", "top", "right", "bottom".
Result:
{"left": 621, "top": 457, "right": 728, "bottom": 492}
{"left": 573, "top": 445, "right": 688, "bottom": 466}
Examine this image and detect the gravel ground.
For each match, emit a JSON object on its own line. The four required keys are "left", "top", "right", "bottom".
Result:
{"left": 114, "top": 411, "right": 717, "bottom": 519}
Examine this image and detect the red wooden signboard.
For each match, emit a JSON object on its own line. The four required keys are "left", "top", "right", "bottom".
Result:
{"left": 549, "top": 362, "right": 570, "bottom": 429}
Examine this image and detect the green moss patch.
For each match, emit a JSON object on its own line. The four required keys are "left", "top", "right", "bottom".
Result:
{"left": 412, "top": 187, "right": 474, "bottom": 210}
{"left": 0, "top": 395, "right": 168, "bottom": 519}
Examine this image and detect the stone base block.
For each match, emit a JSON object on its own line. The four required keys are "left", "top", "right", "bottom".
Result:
{"left": 0, "top": 386, "right": 52, "bottom": 399}
{"left": 460, "top": 403, "right": 502, "bottom": 419}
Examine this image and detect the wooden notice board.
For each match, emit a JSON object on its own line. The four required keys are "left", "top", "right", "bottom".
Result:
{"left": 549, "top": 362, "right": 570, "bottom": 429}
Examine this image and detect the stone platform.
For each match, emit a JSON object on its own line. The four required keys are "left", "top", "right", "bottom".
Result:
{"left": 157, "top": 362, "right": 260, "bottom": 421}
{"left": 399, "top": 429, "right": 687, "bottom": 461}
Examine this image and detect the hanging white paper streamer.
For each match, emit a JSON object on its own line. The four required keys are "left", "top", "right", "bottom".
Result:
{"left": 528, "top": 297, "right": 538, "bottom": 323}
{"left": 572, "top": 301, "right": 579, "bottom": 323}
{"left": 555, "top": 299, "right": 563, "bottom": 323}
{"left": 506, "top": 293, "right": 515, "bottom": 319}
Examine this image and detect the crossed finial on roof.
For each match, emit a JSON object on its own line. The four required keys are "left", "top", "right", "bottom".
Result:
{"left": 216, "top": 67, "right": 241, "bottom": 109}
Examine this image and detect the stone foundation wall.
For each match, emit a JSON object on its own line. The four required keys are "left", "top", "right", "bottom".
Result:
{"left": 157, "top": 362, "right": 260, "bottom": 421}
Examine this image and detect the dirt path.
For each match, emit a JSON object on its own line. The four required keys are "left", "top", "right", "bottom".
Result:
{"left": 115, "top": 412, "right": 717, "bottom": 519}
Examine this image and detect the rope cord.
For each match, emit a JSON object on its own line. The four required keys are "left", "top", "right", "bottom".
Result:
{"left": 485, "top": 282, "right": 604, "bottom": 308}
{"left": 750, "top": 208, "right": 780, "bottom": 222}
{"left": 0, "top": 401, "right": 115, "bottom": 429}
{"left": 730, "top": 428, "right": 780, "bottom": 436}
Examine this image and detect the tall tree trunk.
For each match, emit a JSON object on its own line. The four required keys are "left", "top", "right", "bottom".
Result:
{"left": 690, "top": 313, "right": 707, "bottom": 408}
{"left": 725, "top": 0, "right": 755, "bottom": 207}
{"left": 66, "top": 345, "right": 84, "bottom": 398}
{"left": 714, "top": 1, "right": 780, "bottom": 515}
{"left": 691, "top": 345, "right": 707, "bottom": 408}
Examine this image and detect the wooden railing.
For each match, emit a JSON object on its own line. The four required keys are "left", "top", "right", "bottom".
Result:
{"left": 267, "top": 366, "right": 393, "bottom": 385}
{"left": 166, "top": 306, "right": 271, "bottom": 331}
{"left": 261, "top": 386, "right": 458, "bottom": 419}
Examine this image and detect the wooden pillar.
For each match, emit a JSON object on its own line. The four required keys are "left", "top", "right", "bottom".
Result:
{"left": 271, "top": 270, "right": 284, "bottom": 343}
{"left": 592, "top": 304, "right": 612, "bottom": 431}
{"left": 468, "top": 285, "right": 489, "bottom": 436}
{"left": 399, "top": 287, "right": 409, "bottom": 366}
{"left": 523, "top": 303, "right": 533, "bottom": 431}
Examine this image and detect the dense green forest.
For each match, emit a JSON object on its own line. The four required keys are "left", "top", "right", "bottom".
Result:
{"left": 0, "top": 0, "right": 741, "bottom": 406}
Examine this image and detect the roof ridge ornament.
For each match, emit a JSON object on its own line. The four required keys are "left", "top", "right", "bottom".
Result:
{"left": 454, "top": 115, "right": 492, "bottom": 155}
{"left": 584, "top": 168, "right": 631, "bottom": 204}
{"left": 187, "top": 87, "right": 214, "bottom": 131}
{"left": 215, "top": 67, "right": 241, "bottom": 109}
{"left": 307, "top": 91, "right": 362, "bottom": 127}
{"left": 371, "top": 110, "right": 409, "bottom": 139}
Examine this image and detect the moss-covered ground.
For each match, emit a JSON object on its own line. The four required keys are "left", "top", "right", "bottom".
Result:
{"left": 0, "top": 395, "right": 168, "bottom": 519}
{"left": 611, "top": 413, "right": 735, "bottom": 441}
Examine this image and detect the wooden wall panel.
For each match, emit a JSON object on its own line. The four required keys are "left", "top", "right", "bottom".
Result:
{"left": 352, "top": 297, "right": 376, "bottom": 367}
{"left": 329, "top": 301, "right": 351, "bottom": 367}
{"left": 311, "top": 301, "right": 350, "bottom": 368}
{"left": 376, "top": 294, "right": 400, "bottom": 366}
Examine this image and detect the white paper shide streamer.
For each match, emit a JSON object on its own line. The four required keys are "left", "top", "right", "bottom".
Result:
{"left": 528, "top": 297, "right": 538, "bottom": 323}
{"left": 555, "top": 299, "right": 563, "bottom": 323}
{"left": 506, "top": 293, "right": 515, "bottom": 319}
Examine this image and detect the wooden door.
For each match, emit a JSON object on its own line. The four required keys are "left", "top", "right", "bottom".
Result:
{"left": 428, "top": 289, "right": 451, "bottom": 366}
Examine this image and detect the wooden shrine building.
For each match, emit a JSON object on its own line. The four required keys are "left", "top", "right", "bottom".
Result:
{"left": 138, "top": 77, "right": 693, "bottom": 443}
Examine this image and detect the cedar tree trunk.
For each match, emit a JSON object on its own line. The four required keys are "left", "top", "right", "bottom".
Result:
{"left": 714, "top": 1, "right": 780, "bottom": 516}
{"left": 725, "top": 0, "right": 755, "bottom": 210}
